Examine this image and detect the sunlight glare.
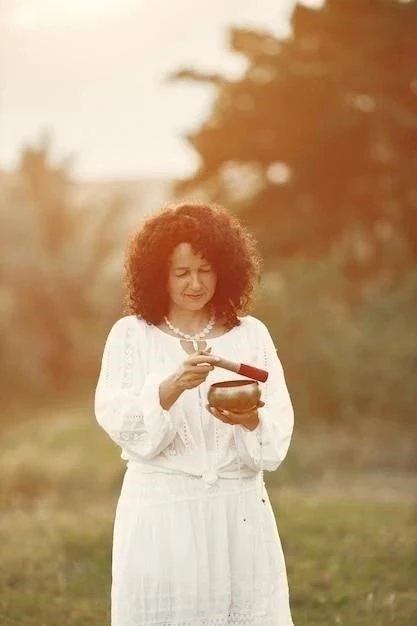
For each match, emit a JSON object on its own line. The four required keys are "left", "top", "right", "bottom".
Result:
{"left": 8, "top": 0, "right": 131, "bottom": 27}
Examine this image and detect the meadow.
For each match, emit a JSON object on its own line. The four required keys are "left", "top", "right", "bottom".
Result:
{"left": 0, "top": 407, "right": 416, "bottom": 626}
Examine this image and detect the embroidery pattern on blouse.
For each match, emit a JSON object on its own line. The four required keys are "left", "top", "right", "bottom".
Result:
{"left": 112, "top": 324, "right": 144, "bottom": 443}
{"left": 164, "top": 440, "right": 179, "bottom": 456}
{"left": 180, "top": 419, "right": 193, "bottom": 450}
{"left": 214, "top": 419, "right": 230, "bottom": 451}
{"left": 122, "top": 326, "right": 135, "bottom": 389}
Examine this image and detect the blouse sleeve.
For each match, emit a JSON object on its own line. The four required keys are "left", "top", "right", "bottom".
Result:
{"left": 233, "top": 319, "right": 294, "bottom": 472}
{"left": 94, "top": 316, "right": 181, "bottom": 459}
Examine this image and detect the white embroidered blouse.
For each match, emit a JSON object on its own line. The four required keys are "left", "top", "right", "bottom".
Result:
{"left": 94, "top": 315, "right": 294, "bottom": 484}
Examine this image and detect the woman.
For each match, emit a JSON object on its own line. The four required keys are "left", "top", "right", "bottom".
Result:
{"left": 95, "top": 202, "right": 295, "bottom": 625}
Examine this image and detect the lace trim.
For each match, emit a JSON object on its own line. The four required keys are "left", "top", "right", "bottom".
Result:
{"left": 114, "top": 429, "right": 143, "bottom": 443}
{"left": 122, "top": 326, "right": 135, "bottom": 389}
{"left": 162, "top": 419, "right": 195, "bottom": 458}
{"left": 214, "top": 420, "right": 230, "bottom": 450}
{"left": 108, "top": 324, "right": 146, "bottom": 443}
{"left": 180, "top": 419, "right": 193, "bottom": 450}
{"left": 133, "top": 610, "right": 279, "bottom": 626}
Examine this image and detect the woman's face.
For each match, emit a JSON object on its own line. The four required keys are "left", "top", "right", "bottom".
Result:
{"left": 167, "top": 242, "right": 217, "bottom": 315}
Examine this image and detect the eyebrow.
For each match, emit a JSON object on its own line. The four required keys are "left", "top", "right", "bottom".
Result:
{"left": 172, "top": 263, "right": 212, "bottom": 270}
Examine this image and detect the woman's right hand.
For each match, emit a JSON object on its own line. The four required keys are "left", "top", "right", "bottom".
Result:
{"left": 159, "top": 349, "right": 219, "bottom": 410}
{"left": 173, "top": 350, "right": 219, "bottom": 391}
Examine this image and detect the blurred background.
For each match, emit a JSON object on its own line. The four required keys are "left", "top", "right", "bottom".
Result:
{"left": 1, "top": 1, "right": 416, "bottom": 625}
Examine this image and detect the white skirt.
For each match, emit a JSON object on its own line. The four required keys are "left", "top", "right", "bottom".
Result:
{"left": 111, "top": 466, "right": 294, "bottom": 626}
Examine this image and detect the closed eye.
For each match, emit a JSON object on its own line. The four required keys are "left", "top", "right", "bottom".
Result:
{"left": 174, "top": 267, "right": 212, "bottom": 277}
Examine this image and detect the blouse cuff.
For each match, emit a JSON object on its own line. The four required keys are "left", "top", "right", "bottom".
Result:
{"left": 235, "top": 411, "right": 264, "bottom": 466}
{"left": 140, "top": 374, "right": 179, "bottom": 443}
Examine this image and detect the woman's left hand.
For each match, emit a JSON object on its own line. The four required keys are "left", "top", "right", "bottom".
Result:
{"left": 207, "top": 402, "right": 264, "bottom": 431}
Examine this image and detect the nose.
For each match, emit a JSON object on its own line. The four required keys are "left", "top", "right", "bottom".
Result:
{"left": 190, "top": 272, "right": 202, "bottom": 290}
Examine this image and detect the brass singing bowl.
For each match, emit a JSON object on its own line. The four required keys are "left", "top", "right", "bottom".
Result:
{"left": 207, "top": 380, "right": 261, "bottom": 413}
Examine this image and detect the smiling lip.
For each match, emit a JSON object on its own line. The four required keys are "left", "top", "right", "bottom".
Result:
{"left": 186, "top": 294, "right": 204, "bottom": 298}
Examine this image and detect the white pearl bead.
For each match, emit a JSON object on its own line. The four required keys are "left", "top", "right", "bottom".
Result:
{"left": 163, "top": 314, "right": 216, "bottom": 342}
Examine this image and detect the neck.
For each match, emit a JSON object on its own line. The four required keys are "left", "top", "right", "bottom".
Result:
{"left": 166, "top": 307, "right": 213, "bottom": 335}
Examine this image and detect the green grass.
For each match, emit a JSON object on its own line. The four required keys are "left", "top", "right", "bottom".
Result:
{"left": 278, "top": 495, "right": 417, "bottom": 625}
{"left": 1, "top": 412, "right": 416, "bottom": 626}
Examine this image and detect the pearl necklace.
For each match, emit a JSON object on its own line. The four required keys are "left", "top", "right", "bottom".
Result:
{"left": 164, "top": 312, "right": 216, "bottom": 347}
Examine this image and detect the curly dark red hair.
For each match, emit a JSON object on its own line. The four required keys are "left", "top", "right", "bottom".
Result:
{"left": 124, "top": 202, "right": 262, "bottom": 328}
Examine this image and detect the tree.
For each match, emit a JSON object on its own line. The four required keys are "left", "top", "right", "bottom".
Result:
{"left": 174, "top": 0, "right": 417, "bottom": 283}
{"left": 0, "top": 137, "right": 129, "bottom": 401}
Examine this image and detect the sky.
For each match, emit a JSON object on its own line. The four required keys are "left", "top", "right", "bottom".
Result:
{"left": 0, "top": 0, "right": 323, "bottom": 179}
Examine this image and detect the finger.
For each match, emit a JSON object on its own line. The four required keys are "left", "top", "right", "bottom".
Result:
{"left": 206, "top": 404, "right": 222, "bottom": 416}
{"left": 206, "top": 406, "right": 234, "bottom": 424}
{"left": 188, "top": 355, "right": 220, "bottom": 366}
{"left": 216, "top": 409, "right": 241, "bottom": 424}
{"left": 188, "top": 365, "right": 214, "bottom": 375}
{"left": 183, "top": 378, "right": 210, "bottom": 388}
{"left": 218, "top": 416, "right": 234, "bottom": 425}
{"left": 185, "top": 377, "right": 212, "bottom": 389}
{"left": 207, "top": 405, "right": 231, "bottom": 419}
{"left": 206, "top": 405, "right": 221, "bottom": 418}
{"left": 220, "top": 408, "right": 259, "bottom": 423}
{"left": 189, "top": 369, "right": 214, "bottom": 380}
{"left": 189, "top": 355, "right": 219, "bottom": 365}
{"left": 225, "top": 405, "right": 260, "bottom": 415}
{"left": 187, "top": 361, "right": 214, "bottom": 370}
